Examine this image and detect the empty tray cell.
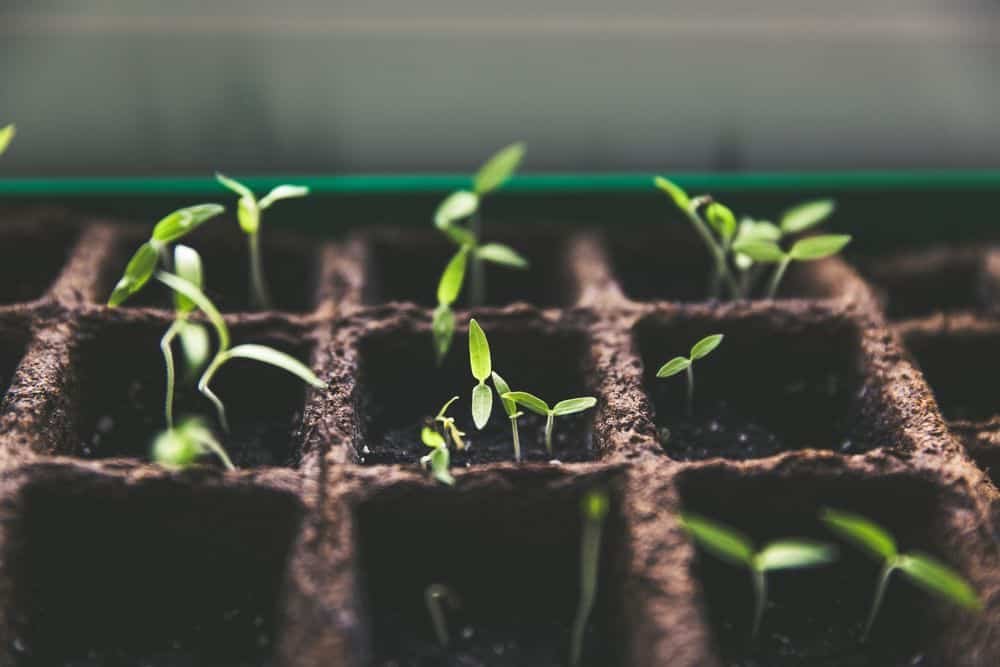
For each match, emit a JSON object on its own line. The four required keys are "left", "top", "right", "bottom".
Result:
{"left": 71, "top": 318, "right": 313, "bottom": 467}
{"left": 634, "top": 311, "right": 877, "bottom": 461}
{"left": 608, "top": 225, "right": 842, "bottom": 303}
{"left": 862, "top": 246, "right": 991, "bottom": 320}
{"left": 356, "top": 474, "right": 627, "bottom": 666}
{"left": 8, "top": 476, "right": 301, "bottom": 666}
{"left": 99, "top": 224, "right": 320, "bottom": 313}
{"left": 0, "top": 217, "right": 79, "bottom": 304}
{"left": 679, "top": 468, "right": 968, "bottom": 666}
{"left": 360, "top": 228, "right": 576, "bottom": 308}
{"left": 355, "top": 320, "right": 597, "bottom": 465}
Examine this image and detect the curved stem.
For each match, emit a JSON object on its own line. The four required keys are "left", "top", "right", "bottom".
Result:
{"left": 685, "top": 364, "right": 695, "bottom": 417}
{"left": 425, "top": 585, "right": 456, "bottom": 648}
{"left": 766, "top": 257, "right": 792, "bottom": 300}
{"left": 751, "top": 567, "right": 767, "bottom": 640}
{"left": 863, "top": 562, "right": 896, "bottom": 642}
{"left": 248, "top": 231, "right": 272, "bottom": 310}
{"left": 683, "top": 205, "right": 738, "bottom": 299}
{"left": 570, "top": 503, "right": 606, "bottom": 666}
{"left": 160, "top": 320, "right": 183, "bottom": 429}
{"left": 195, "top": 432, "right": 236, "bottom": 471}
{"left": 510, "top": 415, "right": 521, "bottom": 462}
{"left": 198, "top": 354, "right": 230, "bottom": 433}
{"left": 544, "top": 412, "right": 555, "bottom": 455}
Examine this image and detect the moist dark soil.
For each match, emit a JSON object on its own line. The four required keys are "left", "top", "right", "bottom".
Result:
{"left": 0, "top": 221, "right": 80, "bottom": 304}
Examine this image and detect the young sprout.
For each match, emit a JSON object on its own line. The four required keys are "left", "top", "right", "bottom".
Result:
{"left": 468, "top": 319, "right": 494, "bottom": 429}
{"left": 424, "top": 584, "right": 461, "bottom": 647}
{"left": 216, "top": 173, "right": 309, "bottom": 309}
{"left": 152, "top": 416, "right": 234, "bottom": 471}
{"left": 421, "top": 426, "right": 455, "bottom": 486}
{"left": 732, "top": 234, "right": 852, "bottom": 299}
{"left": 154, "top": 271, "right": 326, "bottom": 433}
{"left": 569, "top": 488, "right": 610, "bottom": 667}
{"left": 680, "top": 512, "right": 838, "bottom": 639}
{"left": 433, "top": 396, "right": 467, "bottom": 451}
{"left": 0, "top": 124, "right": 15, "bottom": 156}
{"left": 656, "top": 334, "right": 723, "bottom": 417}
{"left": 501, "top": 391, "right": 597, "bottom": 455}
{"left": 490, "top": 371, "right": 523, "bottom": 462}
{"left": 821, "top": 508, "right": 981, "bottom": 641}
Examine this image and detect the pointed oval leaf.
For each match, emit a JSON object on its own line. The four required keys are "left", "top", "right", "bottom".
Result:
{"left": 552, "top": 396, "right": 597, "bottom": 416}
{"left": 476, "top": 243, "right": 529, "bottom": 269}
{"left": 430, "top": 446, "right": 455, "bottom": 485}
{"left": 432, "top": 304, "right": 456, "bottom": 363}
{"left": 653, "top": 176, "right": 690, "bottom": 210}
{"left": 757, "top": 540, "right": 838, "bottom": 571}
{"left": 656, "top": 357, "right": 691, "bottom": 378}
{"left": 434, "top": 190, "right": 479, "bottom": 229}
{"left": 108, "top": 241, "right": 160, "bottom": 306}
{"left": 472, "top": 383, "right": 493, "bottom": 429}
{"left": 706, "top": 202, "right": 736, "bottom": 241}
{"left": 468, "top": 319, "right": 492, "bottom": 381}
{"left": 437, "top": 246, "right": 469, "bottom": 307}
{"left": 0, "top": 124, "right": 14, "bottom": 156}
{"left": 789, "top": 235, "right": 852, "bottom": 261}
{"left": 237, "top": 196, "right": 260, "bottom": 234}
{"left": 474, "top": 142, "right": 525, "bottom": 195}
{"left": 736, "top": 219, "right": 782, "bottom": 244}
{"left": 173, "top": 244, "right": 203, "bottom": 313}
{"left": 422, "top": 426, "right": 447, "bottom": 449}
{"left": 215, "top": 172, "right": 254, "bottom": 199}
{"left": 680, "top": 513, "right": 755, "bottom": 567}
{"left": 821, "top": 508, "right": 897, "bottom": 561}
{"left": 690, "top": 334, "right": 723, "bottom": 360}
{"left": 501, "top": 391, "right": 550, "bottom": 416}
{"left": 781, "top": 199, "right": 835, "bottom": 234}
{"left": 223, "top": 344, "right": 326, "bottom": 388}
{"left": 491, "top": 371, "right": 517, "bottom": 417}
{"left": 259, "top": 184, "right": 309, "bottom": 209}
{"left": 151, "top": 204, "right": 225, "bottom": 243}
{"left": 897, "top": 553, "right": 982, "bottom": 611}
{"left": 731, "top": 240, "right": 786, "bottom": 263}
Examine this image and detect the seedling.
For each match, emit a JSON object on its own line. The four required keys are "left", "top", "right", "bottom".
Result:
{"left": 216, "top": 173, "right": 309, "bottom": 309}
{"left": 490, "top": 371, "right": 523, "bottom": 462}
{"left": 680, "top": 512, "right": 837, "bottom": 639}
{"left": 468, "top": 319, "right": 494, "bottom": 429}
{"left": 821, "top": 508, "right": 981, "bottom": 641}
{"left": 421, "top": 426, "right": 455, "bottom": 486}
{"left": 569, "top": 488, "right": 610, "bottom": 667}
{"left": 501, "top": 391, "right": 597, "bottom": 455}
{"left": 732, "top": 234, "right": 851, "bottom": 299}
{"left": 431, "top": 143, "right": 529, "bottom": 360}
{"left": 0, "top": 124, "right": 14, "bottom": 156}
{"left": 656, "top": 334, "right": 723, "bottom": 417}
{"left": 152, "top": 416, "right": 234, "bottom": 471}
{"left": 424, "top": 584, "right": 461, "bottom": 647}
{"left": 432, "top": 395, "right": 466, "bottom": 451}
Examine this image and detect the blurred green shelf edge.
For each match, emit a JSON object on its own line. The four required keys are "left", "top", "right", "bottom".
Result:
{"left": 3, "top": 170, "right": 1000, "bottom": 197}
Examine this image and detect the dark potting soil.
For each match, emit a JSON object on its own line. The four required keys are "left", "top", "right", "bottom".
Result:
{"left": 0, "top": 223, "right": 80, "bottom": 304}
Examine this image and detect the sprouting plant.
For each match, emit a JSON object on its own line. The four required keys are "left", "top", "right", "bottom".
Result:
{"left": 821, "top": 508, "right": 981, "bottom": 641}
{"left": 425, "top": 584, "right": 461, "bottom": 648}
{"left": 490, "top": 371, "right": 523, "bottom": 462}
{"left": 680, "top": 512, "right": 838, "bottom": 639}
{"left": 421, "top": 425, "right": 455, "bottom": 486}
{"left": 431, "top": 143, "right": 528, "bottom": 361}
{"left": 500, "top": 391, "right": 597, "bottom": 455}
{"left": 152, "top": 416, "right": 235, "bottom": 471}
{"left": 154, "top": 270, "right": 326, "bottom": 433}
{"left": 433, "top": 396, "right": 466, "bottom": 451}
{"left": 0, "top": 124, "right": 15, "bottom": 156}
{"left": 569, "top": 488, "right": 610, "bottom": 667}
{"left": 216, "top": 173, "right": 309, "bottom": 309}
{"left": 656, "top": 334, "right": 723, "bottom": 417}
{"left": 732, "top": 233, "right": 852, "bottom": 299}
{"left": 468, "top": 319, "right": 494, "bottom": 429}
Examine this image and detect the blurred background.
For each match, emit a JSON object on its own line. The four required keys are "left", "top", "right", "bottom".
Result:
{"left": 2, "top": 1, "right": 999, "bottom": 176}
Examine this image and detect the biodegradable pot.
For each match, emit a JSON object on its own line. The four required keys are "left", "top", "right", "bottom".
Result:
{"left": 0, "top": 209, "right": 995, "bottom": 667}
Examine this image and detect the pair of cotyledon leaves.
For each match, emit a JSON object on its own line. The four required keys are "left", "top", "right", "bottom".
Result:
{"left": 656, "top": 334, "right": 724, "bottom": 379}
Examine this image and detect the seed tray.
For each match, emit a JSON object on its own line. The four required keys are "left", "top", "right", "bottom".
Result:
{"left": 0, "top": 206, "right": 995, "bottom": 666}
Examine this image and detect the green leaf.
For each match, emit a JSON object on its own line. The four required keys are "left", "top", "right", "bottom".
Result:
{"left": 757, "top": 540, "right": 838, "bottom": 571}
{"left": 215, "top": 172, "right": 254, "bottom": 199}
{"left": 690, "top": 334, "right": 723, "bottom": 360}
{"left": 654, "top": 176, "right": 691, "bottom": 210}
{"left": 151, "top": 204, "right": 225, "bottom": 243}
{"left": 476, "top": 243, "right": 529, "bottom": 269}
{"left": 259, "top": 184, "right": 309, "bottom": 209}
{"left": 434, "top": 190, "right": 479, "bottom": 229}
{"left": 172, "top": 245, "right": 203, "bottom": 314}
{"left": 437, "top": 246, "right": 469, "bottom": 307}
{"left": 781, "top": 199, "right": 835, "bottom": 234}
{"left": 432, "top": 304, "right": 456, "bottom": 363}
{"left": 821, "top": 508, "right": 897, "bottom": 561}
{"left": 473, "top": 142, "right": 525, "bottom": 195}
{"left": 108, "top": 241, "right": 160, "bottom": 307}
{"left": 154, "top": 270, "right": 230, "bottom": 351}
{"left": 436, "top": 395, "right": 460, "bottom": 420}
{"left": 706, "top": 203, "right": 736, "bottom": 241}
{"left": 736, "top": 219, "right": 782, "bottom": 244}
{"left": 177, "top": 321, "right": 211, "bottom": 374}
{"left": 731, "top": 240, "right": 786, "bottom": 263}
{"left": 583, "top": 489, "right": 610, "bottom": 521}
{"left": 472, "top": 383, "right": 493, "bottom": 430}
{"left": 468, "top": 319, "right": 492, "bottom": 381}
{"left": 789, "top": 235, "right": 852, "bottom": 261}
{"left": 152, "top": 425, "right": 200, "bottom": 468}
{"left": 429, "top": 446, "right": 455, "bottom": 485}
{"left": 656, "top": 357, "right": 691, "bottom": 378}
{"left": 502, "top": 391, "right": 550, "bottom": 416}
{"left": 491, "top": 371, "right": 517, "bottom": 417}
{"left": 679, "top": 513, "right": 754, "bottom": 568}
{"left": 222, "top": 344, "right": 326, "bottom": 388}
{"left": 552, "top": 397, "right": 597, "bottom": 416}
{"left": 0, "top": 124, "right": 14, "bottom": 156}
{"left": 422, "top": 426, "right": 447, "bottom": 449}
{"left": 236, "top": 196, "right": 260, "bottom": 234}
{"left": 897, "top": 553, "right": 982, "bottom": 611}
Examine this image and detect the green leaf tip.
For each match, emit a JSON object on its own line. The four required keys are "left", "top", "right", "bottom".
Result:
{"left": 434, "top": 190, "right": 479, "bottom": 229}
{"left": 656, "top": 357, "right": 691, "bottom": 378}
{"left": 501, "top": 391, "right": 549, "bottom": 416}
{"left": 732, "top": 239, "right": 786, "bottom": 263}
{"left": 552, "top": 397, "right": 597, "bottom": 416}
{"left": 706, "top": 202, "right": 736, "bottom": 240}
{"left": 653, "top": 176, "right": 691, "bottom": 210}
{"left": 476, "top": 243, "right": 529, "bottom": 269}
{"left": 108, "top": 241, "right": 159, "bottom": 307}
{"left": 437, "top": 246, "right": 469, "bottom": 307}
{"left": 821, "top": 508, "right": 897, "bottom": 561}
{"left": 789, "top": 234, "right": 852, "bottom": 261}
{"left": 897, "top": 553, "right": 982, "bottom": 611}
{"left": 690, "top": 334, "right": 723, "bottom": 360}
{"left": 756, "top": 540, "right": 838, "bottom": 571}
{"left": 679, "top": 513, "right": 754, "bottom": 567}
{"left": 151, "top": 203, "right": 225, "bottom": 243}
{"left": 468, "top": 319, "right": 492, "bottom": 381}
{"left": 781, "top": 199, "right": 836, "bottom": 234}
{"left": 224, "top": 344, "right": 326, "bottom": 389}
{"left": 474, "top": 142, "right": 526, "bottom": 195}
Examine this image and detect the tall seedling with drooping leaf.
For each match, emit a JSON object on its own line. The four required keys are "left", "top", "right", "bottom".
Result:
{"left": 501, "top": 391, "right": 597, "bottom": 456}
{"left": 0, "top": 124, "right": 15, "bottom": 156}
{"left": 569, "top": 488, "right": 610, "bottom": 667}
{"left": 468, "top": 319, "right": 494, "bottom": 430}
{"left": 733, "top": 234, "right": 851, "bottom": 299}
{"left": 821, "top": 508, "right": 981, "bottom": 641}
{"left": 216, "top": 173, "right": 309, "bottom": 310}
{"left": 681, "top": 513, "right": 838, "bottom": 639}
{"left": 657, "top": 334, "right": 723, "bottom": 417}
{"left": 490, "top": 371, "right": 523, "bottom": 462}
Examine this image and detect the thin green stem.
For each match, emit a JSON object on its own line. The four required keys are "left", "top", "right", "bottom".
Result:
{"left": 766, "top": 257, "right": 792, "bottom": 300}
{"left": 569, "top": 503, "right": 606, "bottom": 666}
{"left": 425, "top": 585, "right": 454, "bottom": 647}
{"left": 195, "top": 432, "right": 236, "bottom": 471}
{"left": 510, "top": 415, "right": 522, "bottom": 462}
{"left": 160, "top": 320, "right": 183, "bottom": 429}
{"left": 683, "top": 204, "right": 738, "bottom": 299}
{"left": 685, "top": 364, "right": 695, "bottom": 417}
{"left": 751, "top": 567, "right": 767, "bottom": 640}
{"left": 863, "top": 562, "right": 896, "bottom": 642}
{"left": 545, "top": 412, "right": 555, "bottom": 455}
{"left": 469, "top": 212, "right": 485, "bottom": 307}
{"left": 248, "top": 231, "right": 272, "bottom": 310}
{"left": 198, "top": 354, "right": 230, "bottom": 433}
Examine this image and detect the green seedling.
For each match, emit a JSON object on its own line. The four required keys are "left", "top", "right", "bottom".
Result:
{"left": 421, "top": 426, "right": 455, "bottom": 486}
{"left": 680, "top": 512, "right": 838, "bottom": 639}
{"left": 216, "top": 173, "right": 309, "bottom": 309}
{"left": 0, "top": 124, "right": 15, "bottom": 156}
{"left": 432, "top": 395, "right": 466, "bottom": 451}
{"left": 468, "top": 319, "right": 494, "bottom": 429}
{"left": 570, "top": 488, "right": 610, "bottom": 667}
{"left": 432, "top": 143, "right": 528, "bottom": 361}
{"left": 656, "top": 334, "right": 723, "bottom": 417}
{"left": 152, "top": 416, "right": 234, "bottom": 471}
{"left": 501, "top": 391, "right": 597, "bottom": 455}
{"left": 733, "top": 234, "right": 851, "bottom": 299}
{"left": 490, "top": 371, "right": 523, "bottom": 462}
{"left": 821, "top": 508, "right": 981, "bottom": 641}
{"left": 425, "top": 584, "right": 461, "bottom": 647}
{"left": 154, "top": 271, "right": 326, "bottom": 433}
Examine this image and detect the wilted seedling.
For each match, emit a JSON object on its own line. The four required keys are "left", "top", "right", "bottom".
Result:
{"left": 490, "top": 371, "right": 523, "bottom": 462}
{"left": 681, "top": 512, "right": 837, "bottom": 639}
{"left": 821, "top": 508, "right": 981, "bottom": 641}
{"left": 569, "top": 488, "right": 610, "bottom": 667}
{"left": 733, "top": 234, "right": 851, "bottom": 299}
{"left": 424, "top": 583, "right": 461, "bottom": 647}
{"left": 216, "top": 173, "right": 309, "bottom": 309}
{"left": 0, "top": 124, "right": 15, "bottom": 156}
{"left": 152, "top": 416, "right": 234, "bottom": 471}
{"left": 656, "top": 334, "right": 723, "bottom": 417}
{"left": 501, "top": 391, "right": 597, "bottom": 455}
{"left": 468, "top": 319, "right": 494, "bottom": 429}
